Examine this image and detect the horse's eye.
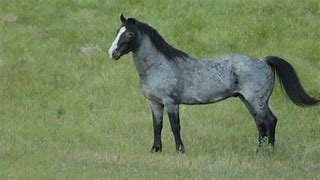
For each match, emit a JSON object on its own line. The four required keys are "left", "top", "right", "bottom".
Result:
{"left": 126, "top": 32, "right": 134, "bottom": 38}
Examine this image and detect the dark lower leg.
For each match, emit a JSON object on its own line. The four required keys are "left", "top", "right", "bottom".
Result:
{"left": 257, "top": 122, "right": 268, "bottom": 146}
{"left": 266, "top": 119, "right": 277, "bottom": 146}
{"left": 255, "top": 119, "right": 268, "bottom": 153}
{"left": 150, "top": 101, "right": 164, "bottom": 153}
{"left": 151, "top": 112, "right": 163, "bottom": 152}
{"left": 167, "top": 105, "right": 185, "bottom": 153}
{"left": 265, "top": 108, "right": 277, "bottom": 146}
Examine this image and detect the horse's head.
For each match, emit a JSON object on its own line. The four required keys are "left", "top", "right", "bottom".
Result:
{"left": 108, "top": 14, "right": 141, "bottom": 60}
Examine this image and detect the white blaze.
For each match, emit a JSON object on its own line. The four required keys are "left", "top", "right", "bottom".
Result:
{"left": 108, "top": 26, "right": 126, "bottom": 58}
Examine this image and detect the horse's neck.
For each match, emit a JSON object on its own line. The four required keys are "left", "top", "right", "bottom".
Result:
{"left": 132, "top": 36, "right": 164, "bottom": 77}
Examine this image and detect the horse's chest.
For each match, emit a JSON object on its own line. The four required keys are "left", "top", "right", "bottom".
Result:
{"left": 141, "top": 86, "right": 163, "bottom": 102}
{"left": 140, "top": 74, "right": 178, "bottom": 102}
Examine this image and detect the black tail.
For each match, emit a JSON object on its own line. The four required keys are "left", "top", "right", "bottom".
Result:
{"left": 265, "top": 56, "right": 320, "bottom": 107}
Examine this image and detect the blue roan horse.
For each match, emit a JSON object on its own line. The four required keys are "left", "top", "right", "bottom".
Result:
{"left": 108, "top": 14, "right": 319, "bottom": 153}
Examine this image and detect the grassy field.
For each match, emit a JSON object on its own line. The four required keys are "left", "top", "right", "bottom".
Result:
{"left": 1, "top": 0, "right": 320, "bottom": 179}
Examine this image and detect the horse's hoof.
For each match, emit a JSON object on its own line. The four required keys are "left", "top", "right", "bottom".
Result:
{"left": 176, "top": 145, "right": 185, "bottom": 154}
{"left": 151, "top": 145, "right": 162, "bottom": 153}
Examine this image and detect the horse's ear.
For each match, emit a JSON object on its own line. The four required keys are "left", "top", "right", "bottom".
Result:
{"left": 120, "top": 14, "right": 126, "bottom": 23}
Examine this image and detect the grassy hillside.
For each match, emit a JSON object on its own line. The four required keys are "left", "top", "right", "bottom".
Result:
{"left": 0, "top": 0, "right": 319, "bottom": 179}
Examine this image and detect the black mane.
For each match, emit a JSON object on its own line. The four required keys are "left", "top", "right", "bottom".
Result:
{"left": 126, "top": 18, "right": 189, "bottom": 60}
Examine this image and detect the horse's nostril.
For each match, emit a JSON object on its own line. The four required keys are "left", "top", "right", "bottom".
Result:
{"left": 112, "top": 50, "right": 119, "bottom": 58}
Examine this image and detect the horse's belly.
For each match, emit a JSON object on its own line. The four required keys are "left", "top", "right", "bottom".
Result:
{"left": 180, "top": 87, "right": 232, "bottom": 105}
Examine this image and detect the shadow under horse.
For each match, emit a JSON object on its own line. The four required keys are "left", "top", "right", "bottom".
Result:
{"left": 108, "top": 14, "right": 320, "bottom": 153}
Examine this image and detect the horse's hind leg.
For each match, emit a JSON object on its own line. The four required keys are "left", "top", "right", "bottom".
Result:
{"left": 264, "top": 107, "right": 277, "bottom": 146}
{"left": 256, "top": 107, "right": 278, "bottom": 148}
{"left": 240, "top": 96, "right": 277, "bottom": 150}
{"left": 256, "top": 117, "right": 268, "bottom": 147}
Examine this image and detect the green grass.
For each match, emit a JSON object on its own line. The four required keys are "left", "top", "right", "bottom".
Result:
{"left": 1, "top": 0, "right": 320, "bottom": 179}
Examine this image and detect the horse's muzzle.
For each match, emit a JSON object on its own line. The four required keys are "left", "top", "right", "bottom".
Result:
{"left": 109, "top": 50, "right": 121, "bottom": 60}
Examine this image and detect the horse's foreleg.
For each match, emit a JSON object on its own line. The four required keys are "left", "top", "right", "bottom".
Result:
{"left": 165, "top": 102, "right": 185, "bottom": 153}
{"left": 150, "top": 101, "right": 164, "bottom": 153}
